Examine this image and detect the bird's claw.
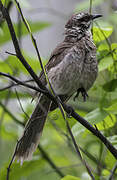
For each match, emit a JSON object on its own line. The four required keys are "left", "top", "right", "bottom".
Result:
{"left": 74, "top": 88, "right": 88, "bottom": 102}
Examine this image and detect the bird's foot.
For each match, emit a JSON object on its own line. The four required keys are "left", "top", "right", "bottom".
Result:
{"left": 65, "top": 104, "right": 73, "bottom": 118}
{"left": 73, "top": 88, "right": 88, "bottom": 102}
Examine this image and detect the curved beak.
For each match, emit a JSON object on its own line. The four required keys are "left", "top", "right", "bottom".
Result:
{"left": 92, "top": 14, "right": 102, "bottom": 20}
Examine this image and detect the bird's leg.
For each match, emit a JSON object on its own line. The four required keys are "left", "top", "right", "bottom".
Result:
{"left": 73, "top": 87, "right": 88, "bottom": 102}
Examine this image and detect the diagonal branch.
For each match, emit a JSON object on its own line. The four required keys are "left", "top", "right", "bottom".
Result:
{"left": 0, "top": 102, "right": 64, "bottom": 179}
{"left": 0, "top": 72, "right": 47, "bottom": 94}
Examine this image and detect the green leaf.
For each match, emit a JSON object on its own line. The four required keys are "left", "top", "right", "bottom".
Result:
{"left": 103, "top": 79, "right": 117, "bottom": 92}
{"left": 105, "top": 151, "right": 116, "bottom": 169}
{"left": 107, "top": 135, "right": 117, "bottom": 146}
{"left": 0, "top": 91, "right": 31, "bottom": 100}
{"left": 1, "top": 54, "right": 47, "bottom": 75}
{"left": 98, "top": 56, "right": 113, "bottom": 72}
{"left": 104, "top": 101, "right": 117, "bottom": 114}
{"left": 75, "top": 0, "right": 103, "bottom": 12}
{"left": 61, "top": 175, "right": 80, "bottom": 180}
{"left": 98, "top": 43, "right": 109, "bottom": 52}
{"left": 1, "top": 123, "right": 18, "bottom": 140}
{"left": 93, "top": 26, "right": 113, "bottom": 43}
{"left": 72, "top": 108, "right": 108, "bottom": 137}
{"left": 1, "top": 0, "right": 5, "bottom": 4}
{"left": 111, "top": 43, "right": 117, "bottom": 59}
{"left": 96, "top": 114, "right": 116, "bottom": 130}
{"left": 0, "top": 21, "right": 50, "bottom": 45}
{"left": 1, "top": 158, "right": 45, "bottom": 180}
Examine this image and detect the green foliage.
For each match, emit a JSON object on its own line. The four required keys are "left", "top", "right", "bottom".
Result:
{"left": 0, "top": 21, "right": 50, "bottom": 45}
{"left": 93, "top": 26, "right": 113, "bottom": 43}
{"left": 61, "top": 175, "right": 80, "bottom": 180}
{"left": 1, "top": 158, "right": 46, "bottom": 180}
{"left": 75, "top": 0, "right": 103, "bottom": 12}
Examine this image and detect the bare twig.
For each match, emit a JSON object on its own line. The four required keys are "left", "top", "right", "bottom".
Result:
{"left": 6, "top": 153, "right": 16, "bottom": 180}
{"left": 15, "top": 0, "right": 66, "bottom": 120}
{"left": 0, "top": 72, "right": 47, "bottom": 94}
{"left": 15, "top": 89, "right": 29, "bottom": 119}
{"left": 65, "top": 119, "right": 95, "bottom": 180}
{"left": 0, "top": 101, "right": 24, "bottom": 126}
{"left": 89, "top": 0, "right": 93, "bottom": 14}
{"left": 0, "top": 102, "right": 64, "bottom": 179}
{"left": 38, "top": 145, "right": 64, "bottom": 177}
{"left": 108, "top": 162, "right": 117, "bottom": 180}
{"left": 0, "top": 79, "right": 34, "bottom": 91}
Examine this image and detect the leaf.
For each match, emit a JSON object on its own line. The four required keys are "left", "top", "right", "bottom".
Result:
{"left": 61, "top": 175, "right": 80, "bottom": 180}
{"left": 1, "top": 123, "right": 18, "bottom": 140}
{"left": 1, "top": 0, "right": 5, "bottom": 4}
{"left": 104, "top": 102, "right": 117, "bottom": 114}
{"left": 105, "top": 151, "right": 116, "bottom": 169}
{"left": 0, "top": 158, "right": 45, "bottom": 180}
{"left": 1, "top": 54, "right": 47, "bottom": 75}
{"left": 96, "top": 114, "right": 116, "bottom": 130}
{"left": 111, "top": 43, "right": 117, "bottom": 59}
{"left": 103, "top": 79, "right": 117, "bottom": 92}
{"left": 98, "top": 56, "right": 113, "bottom": 72}
{"left": 93, "top": 26, "right": 113, "bottom": 43}
{"left": 107, "top": 135, "right": 117, "bottom": 146}
{"left": 75, "top": 0, "right": 103, "bottom": 12}
{"left": 0, "top": 21, "right": 50, "bottom": 45}
{"left": 98, "top": 43, "right": 109, "bottom": 52}
{"left": 72, "top": 108, "right": 108, "bottom": 137}
{"left": 0, "top": 91, "right": 31, "bottom": 100}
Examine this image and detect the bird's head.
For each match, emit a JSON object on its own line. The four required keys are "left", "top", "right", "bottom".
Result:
{"left": 65, "top": 13, "right": 102, "bottom": 39}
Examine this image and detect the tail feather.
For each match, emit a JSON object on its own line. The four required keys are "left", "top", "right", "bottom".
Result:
{"left": 15, "top": 94, "right": 51, "bottom": 163}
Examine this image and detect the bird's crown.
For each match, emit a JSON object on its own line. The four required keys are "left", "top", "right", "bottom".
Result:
{"left": 65, "top": 12, "right": 102, "bottom": 30}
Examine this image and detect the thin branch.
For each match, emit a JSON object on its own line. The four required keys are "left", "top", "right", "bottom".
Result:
{"left": 6, "top": 153, "right": 16, "bottom": 180}
{"left": 65, "top": 119, "right": 95, "bottom": 180}
{"left": 38, "top": 145, "right": 64, "bottom": 178}
{"left": 15, "top": 0, "right": 45, "bottom": 73}
{"left": 89, "top": 0, "right": 93, "bottom": 14}
{"left": 0, "top": 79, "right": 34, "bottom": 91}
{"left": 98, "top": 48, "right": 117, "bottom": 61}
{"left": 0, "top": 101, "right": 24, "bottom": 126}
{"left": 0, "top": 1, "right": 47, "bottom": 92}
{"left": 0, "top": 72, "right": 47, "bottom": 94}
{"left": 108, "top": 162, "right": 117, "bottom": 180}
{"left": 15, "top": 89, "right": 29, "bottom": 119}
{"left": 62, "top": 104, "right": 117, "bottom": 159}
{"left": 0, "top": 103, "right": 64, "bottom": 179}
{"left": 5, "top": 51, "right": 16, "bottom": 56}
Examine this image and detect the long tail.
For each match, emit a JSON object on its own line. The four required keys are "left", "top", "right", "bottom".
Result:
{"left": 15, "top": 94, "right": 51, "bottom": 163}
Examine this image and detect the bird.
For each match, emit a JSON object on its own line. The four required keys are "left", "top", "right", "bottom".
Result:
{"left": 15, "top": 12, "right": 102, "bottom": 164}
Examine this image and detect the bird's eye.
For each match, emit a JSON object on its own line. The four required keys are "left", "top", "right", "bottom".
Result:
{"left": 79, "top": 16, "right": 89, "bottom": 22}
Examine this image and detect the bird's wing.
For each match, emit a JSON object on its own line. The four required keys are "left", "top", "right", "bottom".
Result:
{"left": 39, "top": 41, "right": 74, "bottom": 85}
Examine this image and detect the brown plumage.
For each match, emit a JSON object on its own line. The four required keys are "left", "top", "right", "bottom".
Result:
{"left": 15, "top": 13, "right": 102, "bottom": 163}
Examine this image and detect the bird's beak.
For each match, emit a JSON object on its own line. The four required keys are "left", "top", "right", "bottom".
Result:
{"left": 92, "top": 14, "right": 102, "bottom": 20}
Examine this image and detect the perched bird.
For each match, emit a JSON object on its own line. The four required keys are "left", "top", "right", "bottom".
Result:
{"left": 15, "top": 12, "right": 102, "bottom": 163}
